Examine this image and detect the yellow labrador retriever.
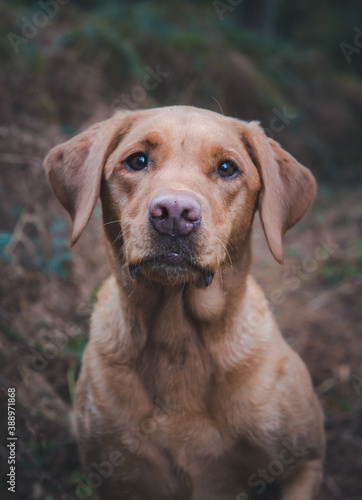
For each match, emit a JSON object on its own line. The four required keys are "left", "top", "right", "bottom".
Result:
{"left": 44, "top": 106, "right": 324, "bottom": 500}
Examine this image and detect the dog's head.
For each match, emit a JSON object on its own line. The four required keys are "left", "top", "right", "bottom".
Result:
{"left": 44, "top": 106, "right": 316, "bottom": 287}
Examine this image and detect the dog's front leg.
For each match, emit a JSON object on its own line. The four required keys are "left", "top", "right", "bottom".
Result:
{"left": 280, "top": 459, "right": 323, "bottom": 500}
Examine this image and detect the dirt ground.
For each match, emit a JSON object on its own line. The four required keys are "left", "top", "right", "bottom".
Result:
{"left": 0, "top": 19, "right": 362, "bottom": 499}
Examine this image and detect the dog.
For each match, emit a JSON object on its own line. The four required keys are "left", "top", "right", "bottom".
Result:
{"left": 44, "top": 106, "right": 325, "bottom": 500}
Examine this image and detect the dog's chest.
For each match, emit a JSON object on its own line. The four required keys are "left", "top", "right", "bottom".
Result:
{"left": 136, "top": 322, "right": 215, "bottom": 404}
{"left": 116, "top": 386, "right": 271, "bottom": 497}
{"left": 119, "top": 317, "right": 267, "bottom": 460}
{"left": 119, "top": 355, "right": 261, "bottom": 468}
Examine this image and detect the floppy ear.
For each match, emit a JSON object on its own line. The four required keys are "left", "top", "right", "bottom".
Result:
{"left": 44, "top": 113, "right": 131, "bottom": 246}
{"left": 242, "top": 122, "right": 317, "bottom": 264}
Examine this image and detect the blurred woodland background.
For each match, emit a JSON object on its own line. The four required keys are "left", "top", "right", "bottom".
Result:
{"left": 0, "top": 0, "right": 362, "bottom": 499}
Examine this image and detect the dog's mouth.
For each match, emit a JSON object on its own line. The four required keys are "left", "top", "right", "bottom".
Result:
{"left": 128, "top": 252, "right": 214, "bottom": 287}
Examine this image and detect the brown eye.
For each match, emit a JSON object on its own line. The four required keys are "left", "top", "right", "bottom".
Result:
{"left": 217, "top": 160, "right": 239, "bottom": 179}
{"left": 125, "top": 153, "right": 148, "bottom": 171}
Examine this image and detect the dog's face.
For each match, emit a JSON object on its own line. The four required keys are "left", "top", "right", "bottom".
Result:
{"left": 44, "top": 106, "right": 316, "bottom": 287}
{"left": 102, "top": 107, "right": 263, "bottom": 286}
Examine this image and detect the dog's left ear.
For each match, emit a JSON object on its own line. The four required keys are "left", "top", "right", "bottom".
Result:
{"left": 44, "top": 113, "right": 131, "bottom": 246}
{"left": 242, "top": 122, "right": 316, "bottom": 264}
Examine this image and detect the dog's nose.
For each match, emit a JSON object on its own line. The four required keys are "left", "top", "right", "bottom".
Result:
{"left": 149, "top": 192, "right": 202, "bottom": 236}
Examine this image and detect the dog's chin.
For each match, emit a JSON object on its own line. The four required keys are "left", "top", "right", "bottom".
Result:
{"left": 129, "top": 253, "right": 214, "bottom": 287}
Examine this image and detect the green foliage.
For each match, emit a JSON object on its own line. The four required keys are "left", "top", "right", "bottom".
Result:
{"left": 1, "top": 214, "right": 72, "bottom": 277}
{"left": 285, "top": 245, "right": 301, "bottom": 257}
{"left": 51, "top": 0, "right": 222, "bottom": 85}
{"left": 61, "top": 124, "right": 78, "bottom": 137}
{"left": 0, "top": 232, "right": 12, "bottom": 262}
{"left": 42, "top": 218, "right": 72, "bottom": 278}
{"left": 276, "top": 0, "right": 362, "bottom": 75}
{"left": 70, "top": 471, "right": 98, "bottom": 500}
{"left": 63, "top": 334, "right": 87, "bottom": 363}
{"left": 88, "top": 286, "right": 100, "bottom": 305}
{"left": 63, "top": 333, "right": 88, "bottom": 401}
{"left": 66, "top": 360, "right": 78, "bottom": 401}
{"left": 56, "top": 23, "right": 140, "bottom": 74}
{"left": 317, "top": 237, "right": 362, "bottom": 286}
{"left": 4, "top": 0, "right": 362, "bottom": 77}
{"left": 318, "top": 260, "right": 359, "bottom": 286}
{"left": 326, "top": 395, "right": 352, "bottom": 413}
{"left": 349, "top": 238, "right": 362, "bottom": 261}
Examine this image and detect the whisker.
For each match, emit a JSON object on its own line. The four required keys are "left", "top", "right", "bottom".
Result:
{"left": 96, "top": 219, "right": 122, "bottom": 231}
{"left": 207, "top": 244, "right": 224, "bottom": 288}
{"left": 218, "top": 227, "right": 239, "bottom": 252}
{"left": 215, "top": 237, "right": 233, "bottom": 271}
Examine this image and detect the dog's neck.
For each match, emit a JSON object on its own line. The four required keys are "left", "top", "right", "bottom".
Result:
{"left": 113, "top": 238, "right": 252, "bottom": 327}
{"left": 97, "top": 238, "right": 270, "bottom": 406}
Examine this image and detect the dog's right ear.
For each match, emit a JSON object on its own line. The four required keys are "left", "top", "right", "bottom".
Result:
{"left": 241, "top": 121, "right": 316, "bottom": 264}
{"left": 44, "top": 114, "right": 131, "bottom": 246}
